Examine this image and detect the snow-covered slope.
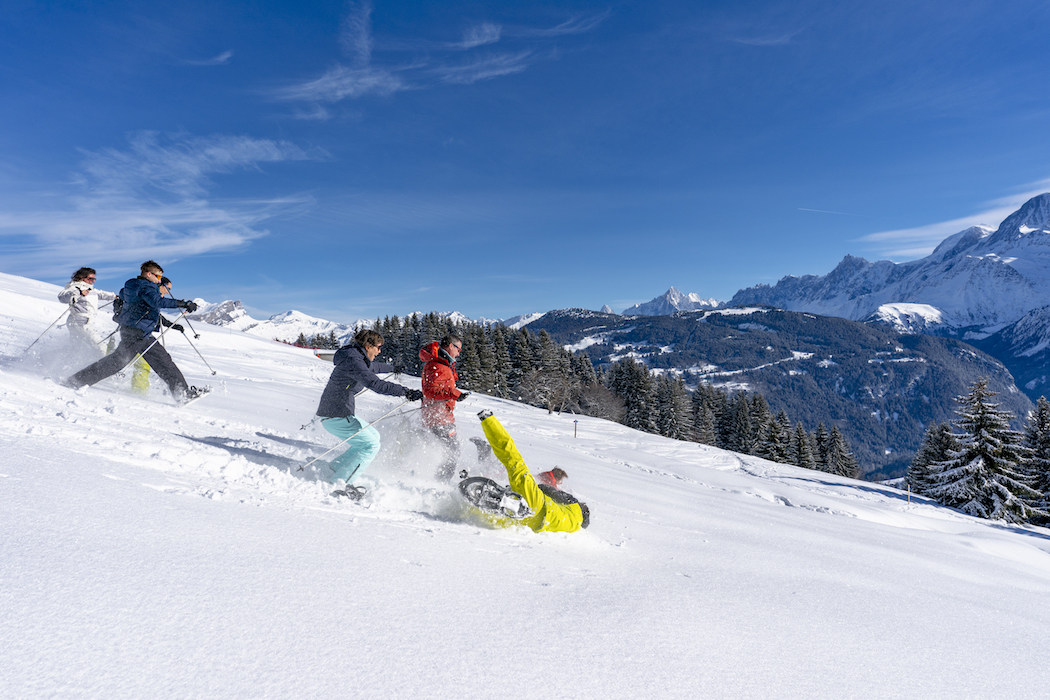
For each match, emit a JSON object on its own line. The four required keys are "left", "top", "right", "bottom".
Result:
{"left": 731, "top": 193, "right": 1050, "bottom": 330}
{"left": 3, "top": 271, "right": 1050, "bottom": 699}
{"left": 863, "top": 302, "right": 948, "bottom": 334}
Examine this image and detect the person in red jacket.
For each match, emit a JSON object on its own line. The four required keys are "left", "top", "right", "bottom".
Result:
{"left": 420, "top": 334, "right": 470, "bottom": 480}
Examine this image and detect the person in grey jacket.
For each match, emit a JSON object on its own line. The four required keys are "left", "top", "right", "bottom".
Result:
{"left": 316, "top": 328, "right": 422, "bottom": 499}
{"left": 57, "top": 267, "right": 117, "bottom": 354}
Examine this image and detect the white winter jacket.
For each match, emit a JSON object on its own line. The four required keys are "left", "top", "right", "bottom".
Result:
{"left": 57, "top": 281, "right": 117, "bottom": 327}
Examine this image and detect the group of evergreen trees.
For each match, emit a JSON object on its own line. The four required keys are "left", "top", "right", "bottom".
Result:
{"left": 689, "top": 379, "right": 860, "bottom": 478}
{"left": 907, "top": 379, "right": 1050, "bottom": 524}
{"left": 293, "top": 331, "right": 340, "bottom": 349}
{"left": 363, "top": 314, "right": 862, "bottom": 479}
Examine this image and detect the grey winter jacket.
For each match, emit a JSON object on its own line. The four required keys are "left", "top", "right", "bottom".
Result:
{"left": 316, "top": 343, "right": 405, "bottom": 418}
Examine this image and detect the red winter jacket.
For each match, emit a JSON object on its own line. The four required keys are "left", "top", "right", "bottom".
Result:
{"left": 420, "top": 342, "right": 462, "bottom": 427}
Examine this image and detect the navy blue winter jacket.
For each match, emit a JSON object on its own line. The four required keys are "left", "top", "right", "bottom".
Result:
{"left": 116, "top": 276, "right": 180, "bottom": 334}
{"left": 316, "top": 343, "right": 405, "bottom": 418}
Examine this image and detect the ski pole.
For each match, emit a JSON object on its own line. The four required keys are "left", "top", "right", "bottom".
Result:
{"left": 297, "top": 399, "right": 411, "bottom": 472}
{"left": 178, "top": 331, "right": 217, "bottom": 375}
{"left": 23, "top": 301, "right": 74, "bottom": 355}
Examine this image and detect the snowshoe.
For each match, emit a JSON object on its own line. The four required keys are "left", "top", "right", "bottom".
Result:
{"left": 458, "top": 476, "right": 532, "bottom": 519}
{"left": 331, "top": 484, "right": 366, "bottom": 501}
{"left": 180, "top": 385, "right": 212, "bottom": 405}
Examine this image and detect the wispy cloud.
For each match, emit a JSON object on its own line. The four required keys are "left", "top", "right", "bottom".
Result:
{"left": 181, "top": 50, "right": 234, "bottom": 66}
{"left": 271, "top": 4, "right": 605, "bottom": 107}
{"left": 508, "top": 12, "right": 610, "bottom": 38}
{"left": 729, "top": 29, "right": 804, "bottom": 47}
{"left": 798, "top": 207, "right": 861, "bottom": 216}
{"left": 432, "top": 51, "right": 533, "bottom": 85}
{"left": 858, "top": 180, "right": 1050, "bottom": 260}
{"left": 456, "top": 22, "right": 502, "bottom": 50}
{"left": 0, "top": 132, "right": 314, "bottom": 276}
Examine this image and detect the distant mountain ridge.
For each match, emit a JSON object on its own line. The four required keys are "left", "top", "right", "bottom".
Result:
{"left": 730, "top": 194, "right": 1050, "bottom": 332}
{"left": 190, "top": 300, "right": 534, "bottom": 345}
{"left": 622, "top": 286, "right": 721, "bottom": 316}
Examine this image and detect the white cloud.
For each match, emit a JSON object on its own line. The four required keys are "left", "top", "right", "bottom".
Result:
{"left": 181, "top": 50, "right": 234, "bottom": 66}
{"left": 858, "top": 180, "right": 1050, "bottom": 260}
{"left": 0, "top": 132, "right": 313, "bottom": 276}
{"left": 508, "top": 12, "right": 610, "bottom": 38}
{"left": 272, "top": 8, "right": 603, "bottom": 106}
{"left": 272, "top": 64, "right": 405, "bottom": 103}
{"left": 457, "top": 22, "right": 502, "bottom": 49}
{"left": 433, "top": 51, "right": 533, "bottom": 85}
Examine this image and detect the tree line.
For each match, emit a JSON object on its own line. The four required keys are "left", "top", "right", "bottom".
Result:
{"left": 907, "top": 378, "right": 1050, "bottom": 524}
{"left": 368, "top": 313, "right": 862, "bottom": 479}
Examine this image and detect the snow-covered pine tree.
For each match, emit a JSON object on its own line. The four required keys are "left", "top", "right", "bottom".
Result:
{"left": 656, "top": 375, "right": 693, "bottom": 441}
{"left": 748, "top": 394, "right": 771, "bottom": 453}
{"left": 627, "top": 360, "right": 658, "bottom": 433}
{"left": 457, "top": 330, "right": 483, "bottom": 391}
{"left": 791, "top": 421, "right": 816, "bottom": 470}
{"left": 906, "top": 422, "right": 957, "bottom": 497}
{"left": 812, "top": 422, "right": 830, "bottom": 471}
{"left": 490, "top": 325, "right": 512, "bottom": 398}
{"left": 728, "top": 393, "right": 752, "bottom": 454}
{"left": 754, "top": 412, "right": 790, "bottom": 463}
{"left": 823, "top": 426, "right": 861, "bottom": 478}
{"left": 924, "top": 378, "right": 1041, "bottom": 523}
{"left": 472, "top": 325, "right": 496, "bottom": 394}
{"left": 694, "top": 402, "right": 717, "bottom": 446}
{"left": 1022, "top": 396, "right": 1050, "bottom": 522}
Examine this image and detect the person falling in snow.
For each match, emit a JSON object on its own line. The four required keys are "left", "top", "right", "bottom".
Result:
{"left": 476, "top": 410, "right": 590, "bottom": 533}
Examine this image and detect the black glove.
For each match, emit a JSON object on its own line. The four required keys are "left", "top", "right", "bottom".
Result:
{"left": 404, "top": 388, "right": 423, "bottom": 401}
{"left": 171, "top": 323, "right": 185, "bottom": 333}
{"left": 477, "top": 409, "right": 493, "bottom": 421}
{"left": 177, "top": 300, "right": 199, "bottom": 313}
{"left": 456, "top": 392, "right": 470, "bottom": 402}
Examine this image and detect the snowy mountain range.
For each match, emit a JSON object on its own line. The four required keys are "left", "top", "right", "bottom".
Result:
{"left": 189, "top": 300, "right": 528, "bottom": 345}
{"left": 730, "top": 193, "right": 1050, "bottom": 334}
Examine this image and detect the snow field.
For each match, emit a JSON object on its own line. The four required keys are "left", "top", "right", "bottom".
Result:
{"left": 3, "top": 271, "right": 1050, "bottom": 699}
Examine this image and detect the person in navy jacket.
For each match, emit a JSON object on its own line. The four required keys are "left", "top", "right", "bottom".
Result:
{"left": 64, "top": 260, "right": 202, "bottom": 402}
{"left": 316, "top": 328, "right": 422, "bottom": 499}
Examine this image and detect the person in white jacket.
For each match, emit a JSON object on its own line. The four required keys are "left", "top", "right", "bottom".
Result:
{"left": 56, "top": 267, "right": 116, "bottom": 355}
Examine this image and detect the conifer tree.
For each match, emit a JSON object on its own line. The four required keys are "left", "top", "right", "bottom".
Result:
{"left": 791, "top": 421, "right": 816, "bottom": 470}
{"left": 907, "top": 422, "right": 957, "bottom": 497}
{"left": 823, "top": 426, "right": 861, "bottom": 478}
{"left": 812, "top": 422, "right": 830, "bottom": 471}
{"left": 925, "top": 379, "right": 1041, "bottom": 523}
{"left": 1022, "top": 396, "right": 1050, "bottom": 522}
{"left": 695, "top": 402, "right": 717, "bottom": 446}
{"left": 490, "top": 325, "right": 512, "bottom": 398}
{"left": 728, "top": 393, "right": 752, "bottom": 454}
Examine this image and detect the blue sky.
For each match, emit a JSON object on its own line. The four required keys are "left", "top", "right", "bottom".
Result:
{"left": 2, "top": 0, "right": 1050, "bottom": 323}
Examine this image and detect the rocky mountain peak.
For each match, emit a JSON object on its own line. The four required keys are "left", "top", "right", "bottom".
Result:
{"left": 986, "top": 193, "right": 1050, "bottom": 245}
